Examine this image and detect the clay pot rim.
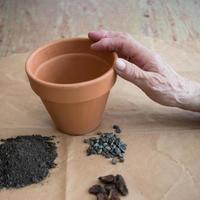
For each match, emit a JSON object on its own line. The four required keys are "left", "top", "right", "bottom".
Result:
{"left": 25, "top": 38, "right": 117, "bottom": 89}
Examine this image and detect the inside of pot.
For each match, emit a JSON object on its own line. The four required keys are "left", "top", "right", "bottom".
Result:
{"left": 35, "top": 53, "right": 111, "bottom": 84}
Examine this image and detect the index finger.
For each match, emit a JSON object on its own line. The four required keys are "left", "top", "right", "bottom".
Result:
{"left": 89, "top": 31, "right": 157, "bottom": 71}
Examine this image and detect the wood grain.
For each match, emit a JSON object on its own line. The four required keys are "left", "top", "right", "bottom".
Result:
{"left": 0, "top": 0, "right": 200, "bottom": 57}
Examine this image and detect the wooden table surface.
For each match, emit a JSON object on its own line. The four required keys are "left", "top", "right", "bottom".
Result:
{"left": 0, "top": 0, "right": 200, "bottom": 57}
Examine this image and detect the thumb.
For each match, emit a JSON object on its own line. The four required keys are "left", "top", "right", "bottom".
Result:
{"left": 114, "top": 58, "right": 150, "bottom": 87}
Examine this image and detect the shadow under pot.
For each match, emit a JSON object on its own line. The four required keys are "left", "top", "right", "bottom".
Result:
{"left": 25, "top": 38, "right": 117, "bottom": 135}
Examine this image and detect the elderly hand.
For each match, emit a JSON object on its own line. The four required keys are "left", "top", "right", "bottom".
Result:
{"left": 88, "top": 30, "right": 200, "bottom": 112}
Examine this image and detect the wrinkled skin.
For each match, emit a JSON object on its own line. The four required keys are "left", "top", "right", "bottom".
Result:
{"left": 88, "top": 30, "right": 200, "bottom": 112}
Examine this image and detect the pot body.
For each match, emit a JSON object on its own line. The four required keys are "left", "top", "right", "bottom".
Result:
{"left": 42, "top": 93, "right": 109, "bottom": 135}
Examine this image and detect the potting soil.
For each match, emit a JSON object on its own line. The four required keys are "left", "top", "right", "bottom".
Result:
{"left": 0, "top": 135, "right": 57, "bottom": 189}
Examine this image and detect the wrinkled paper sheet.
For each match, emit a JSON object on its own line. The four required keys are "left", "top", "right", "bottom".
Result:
{"left": 0, "top": 38, "right": 200, "bottom": 200}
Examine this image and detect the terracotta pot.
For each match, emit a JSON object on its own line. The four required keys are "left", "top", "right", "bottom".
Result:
{"left": 25, "top": 38, "right": 117, "bottom": 135}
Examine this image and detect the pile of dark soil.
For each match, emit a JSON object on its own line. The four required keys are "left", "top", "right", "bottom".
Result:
{"left": 0, "top": 135, "right": 57, "bottom": 189}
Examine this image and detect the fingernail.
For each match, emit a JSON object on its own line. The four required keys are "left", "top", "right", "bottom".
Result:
{"left": 115, "top": 59, "right": 126, "bottom": 71}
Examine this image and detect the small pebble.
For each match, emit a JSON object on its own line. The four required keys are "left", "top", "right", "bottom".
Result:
{"left": 89, "top": 184, "right": 106, "bottom": 195}
{"left": 103, "top": 142, "right": 108, "bottom": 147}
{"left": 111, "top": 158, "right": 118, "bottom": 165}
{"left": 115, "top": 128, "right": 122, "bottom": 133}
{"left": 97, "top": 149, "right": 102, "bottom": 154}
{"left": 115, "top": 175, "right": 129, "bottom": 196}
{"left": 114, "top": 147, "right": 121, "bottom": 155}
{"left": 113, "top": 125, "right": 120, "bottom": 130}
{"left": 113, "top": 125, "right": 122, "bottom": 133}
{"left": 99, "top": 175, "right": 115, "bottom": 183}
{"left": 105, "top": 146, "right": 111, "bottom": 151}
